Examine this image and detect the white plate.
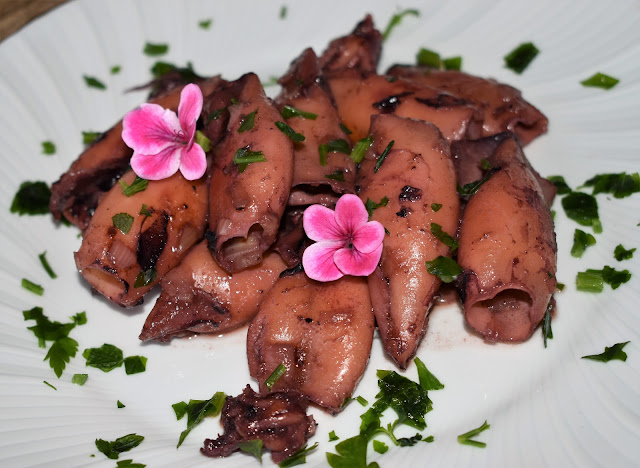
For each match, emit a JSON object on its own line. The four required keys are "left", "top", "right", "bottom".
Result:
{"left": 1, "top": 0, "right": 639, "bottom": 467}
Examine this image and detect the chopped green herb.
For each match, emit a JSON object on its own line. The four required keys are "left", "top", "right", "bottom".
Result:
{"left": 576, "top": 270, "right": 604, "bottom": 293}
{"left": 582, "top": 172, "right": 640, "bottom": 198}
{"left": 479, "top": 158, "right": 492, "bottom": 171}
{"left": 124, "top": 356, "right": 147, "bottom": 375}
{"left": 547, "top": 175, "right": 571, "bottom": 195}
{"left": 423, "top": 435, "right": 435, "bottom": 443}
{"left": 192, "top": 130, "right": 210, "bottom": 153}
{"left": 134, "top": 269, "right": 157, "bottom": 288}
{"left": 118, "top": 177, "right": 148, "bottom": 197}
{"left": 340, "top": 123, "right": 352, "bottom": 135}
{"left": 326, "top": 434, "right": 377, "bottom": 468}
{"left": 374, "top": 140, "right": 394, "bottom": 173}
{"left": 430, "top": 223, "right": 458, "bottom": 251}
{"left": 82, "top": 131, "right": 102, "bottom": 145}
{"left": 416, "top": 48, "right": 441, "bottom": 68}
{"left": 117, "top": 400, "right": 125, "bottom": 408}
{"left": 571, "top": 229, "right": 596, "bottom": 258}
{"left": 580, "top": 72, "right": 619, "bottom": 90}
{"left": 143, "top": 42, "right": 169, "bottom": 56}
{"left": 601, "top": 265, "right": 631, "bottom": 289}
{"left": 356, "top": 396, "right": 368, "bottom": 406}
{"left": 261, "top": 76, "right": 280, "bottom": 87}
{"left": 206, "top": 107, "right": 227, "bottom": 123}
{"left": 44, "top": 380, "right": 57, "bottom": 390}
{"left": 350, "top": 135, "right": 373, "bottom": 164}
{"left": 426, "top": 256, "right": 462, "bottom": 283}
{"left": 42, "top": 141, "right": 56, "bottom": 154}
{"left": 83, "top": 75, "right": 106, "bottom": 90}
{"left": 237, "top": 440, "right": 263, "bottom": 462}
{"left": 230, "top": 98, "right": 239, "bottom": 105}
{"left": 614, "top": 244, "right": 635, "bottom": 261}
{"left": 397, "top": 433, "right": 423, "bottom": 446}
{"left": 382, "top": 8, "right": 419, "bottom": 40}
{"left": 83, "top": 343, "right": 124, "bottom": 372}
{"left": 319, "top": 138, "right": 350, "bottom": 165}
{"left": 265, "top": 363, "right": 287, "bottom": 390}
{"left": 276, "top": 121, "right": 306, "bottom": 143}
{"left": 542, "top": 302, "right": 553, "bottom": 348}
{"left": 556, "top": 282, "right": 565, "bottom": 291}
{"left": 442, "top": 56, "right": 462, "bottom": 71}
{"left": 457, "top": 168, "right": 499, "bottom": 197}
{"left": 431, "top": 203, "right": 442, "bottom": 212}
{"left": 95, "top": 433, "right": 144, "bottom": 460}
{"left": 581, "top": 341, "right": 629, "bottom": 363}
{"left": 238, "top": 108, "right": 258, "bottom": 133}
{"left": 233, "top": 145, "right": 266, "bottom": 173}
{"left": 110, "top": 65, "right": 121, "bottom": 75}
{"left": 414, "top": 357, "right": 444, "bottom": 390}
{"left": 116, "top": 460, "right": 146, "bottom": 468}
{"left": 11, "top": 181, "right": 51, "bottom": 215}
{"left": 198, "top": 18, "right": 212, "bottom": 29}
{"left": 112, "top": 213, "right": 134, "bottom": 235}
{"left": 372, "top": 440, "right": 388, "bottom": 454}
{"left": 150, "top": 61, "right": 198, "bottom": 81}
{"left": 364, "top": 196, "right": 389, "bottom": 218}
{"left": 561, "top": 192, "right": 601, "bottom": 233}
{"left": 279, "top": 5, "right": 287, "bottom": 19}
{"left": 325, "top": 170, "right": 345, "bottom": 182}
{"left": 72, "top": 311, "right": 87, "bottom": 325}
{"left": 504, "top": 42, "right": 539, "bottom": 74}
{"left": 174, "top": 392, "right": 227, "bottom": 448}
{"left": 279, "top": 442, "right": 318, "bottom": 467}
{"left": 140, "top": 204, "right": 152, "bottom": 217}
{"left": 329, "top": 431, "right": 339, "bottom": 442}
{"left": 281, "top": 105, "right": 317, "bottom": 120}
{"left": 22, "top": 278, "right": 43, "bottom": 296}
{"left": 72, "top": 373, "right": 88, "bottom": 385}
{"left": 458, "top": 420, "right": 490, "bottom": 448}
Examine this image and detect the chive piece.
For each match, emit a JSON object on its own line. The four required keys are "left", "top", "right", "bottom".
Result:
{"left": 417, "top": 48, "right": 441, "bottom": 68}
{"left": 355, "top": 396, "right": 368, "bottom": 406}
{"left": 265, "top": 363, "right": 286, "bottom": 390}
{"left": 143, "top": 42, "right": 169, "bottom": 56}
{"left": 443, "top": 56, "right": 462, "bottom": 71}
{"left": 430, "top": 223, "right": 458, "bottom": 251}
{"left": 238, "top": 108, "right": 258, "bottom": 133}
{"left": 576, "top": 270, "right": 604, "bottom": 293}
{"left": 504, "top": 42, "right": 539, "bottom": 74}
{"left": 382, "top": 8, "right": 420, "bottom": 40}
{"left": 140, "top": 204, "right": 152, "bottom": 217}
{"left": 547, "top": 175, "right": 571, "bottom": 195}
{"left": 571, "top": 229, "right": 596, "bottom": 258}
{"left": 414, "top": 357, "right": 444, "bottom": 390}
{"left": 614, "top": 244, "right": 635, "bottom": 261}
{"left": 134, "top": 269, "right": 157, "bottom": 288}
{"left": 44, "top": 381, "right": 57, "bottom": 390}
{"left": 458, "top": 420, "right": 490, "bottom": 448}
{"left": 112, "top": 213, "right": 134, "bottom": 235}
{"left": 339, "top": 123, "right": 352, "bottom": 135}
{"left": 275, "top": 121, "right": 305, "bottom": 143}
{"left": 233, "top": 146, "right": 266, "bottom": 173}
{"left": 373, "top": 440, "right": 389, "bottom": 454}
{"left": 237, "top": 440, "right": 263, "bottom": 462}
{"left": 561, "top": 192, "right": 601, "bottom": 232}
{"left": 11, "top": 181, "right": 51, "bottom": 215}
{"left": 374, "top": 140, "right": 394, "bottom": 173}
{"left": 110, "top": 65, "right": 121, "bottom": 75}
{"left": 82, "top": 131, "right": 101, "bottom": 146}
{"left": 581, "top": 72, "right": 619, "bottom": 90}
{"left": 325, "top": 170, "right": 345, "bottom": 182}
{"left": 328, "top": 431, "right": 339, "bottom": 442}
{"left": 281, "top": 105, "right": 317, "bottom": 120}
{"left": 117, "top": 400, "right": 125, "bottom": 408}
{"left": 124, "top": 356, "right": 147, "bottom": 375}
{"left": 542, "top": 302, "right": 553, "bottom": 348}
{"left": 41, "top": 141, "right": 56, "bottom": 155}
{"left": 38, "top": 251, "right": 57, "bottom": 279}
{"left": 279, "top": 5, "right": 287, "bottom": 19}
{"left": 83, "top": 75, "right": 106, "bottom": 90}
{"left": 582, "top": 172, "right": 640, "bottom": 198}
{"left": 581, "top": 341, "right": 630, "bottom": 362}
{"left": 426, "top": 256, "right": 462, "bottom": 283}
{"left": 350, "top": 135, "right": 373, "bottom": 163}
{"left": 22, "top": 278, "right": 43, "bottom": 296}
{"left": 431, "top": 203, "right": 442, "bottom": 212}
{"left": 364, "top": 196, "right": 389, "bottom": 218}
{"left": 198, "top": 19, "right": 212, "bottom": 30}
{"left": 195, "top": 130, "right": 211, "bottom": 152}
{"left": 72, "top": 373, "right": 88, "bottom": 385}
{"left": 319, "top": 138, "right": 350, "bottom": 165}
{"left": 118, "top": 176, "right": 148, "bottom": 197}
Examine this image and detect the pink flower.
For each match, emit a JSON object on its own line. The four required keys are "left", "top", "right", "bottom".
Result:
{"left": 122, "top": 83, "right": 206, "bottom": 180}
{"left": 302, "top": 194, "right": 385, "bottom": 282}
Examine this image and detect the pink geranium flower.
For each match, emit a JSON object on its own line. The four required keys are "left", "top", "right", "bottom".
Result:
{"left": 122, "top": 83, "right": 207, "bottom": 180}
{"left": 302, "top": 194, "right": 385, "bottom": 282}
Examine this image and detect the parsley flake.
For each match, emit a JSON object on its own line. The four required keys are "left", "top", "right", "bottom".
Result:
{"left": 372, "top": 440, "right": 388, "bottom": 454}
{"left": 118, "top": 177, "right": 148, "bottom": 197}
{"left": 280, "top": 442, "right": 318, "bottom": 467}
{"left": 547, "top": 175, "right": 571, "bottom": 195}
{"left": 83, "top": 75, "right": 106, "bottom": 90}
{"left": 542, "top": 302, "right": 553, "bottom": 348}
{"left": 319, "top": 138, "right": 350, "bottom": 165}
{"left": 143, "top": 42, "right": 169, "bottom": 56}
{"left": 95, "top": 433, "right": 144, "bottom": 460}
{"left": 82, "top": 131, "right": 102, "bottom": 146}
{"left": 457, "top": 168, "right": 499, "bottom": 197}
{"left": 281, "top": 105, "right": 317, "bottom": 120}
{"left": 414, "top": 357, "right": 444, "bottom": 390}
{"left": 110, "top": 65, "right": 121, "bottom": 75}
{"left": 571, "top": 229, "right": 596, "bottom": 258}
{"left": 582, "top": 341, "right": 630, "bottom": 362}
{"left": 174, "top": 392, "right": 227, "bottom": 448}
{"left": 430, "top": 223, "right": 458, "bottom": 251}
{"left": 374, "top": 140, "right": 394, "bottom": 173}
{"left": 237, "top": 440, "right": 263, "bottom": 462}
{"left": 426, "top": 256, "right": 462, "bottom": 283}
{"left": 83, "top": 343, "right": 124, "bottom": 372}
{"left": 581, "top": 72, "right": 619, "bottom": 90}
{"left": 365, "top": 196, "right": 389, "bottom": 218}
{"left": 238, "top": 108, "right": 258, "bottom": 133}
{"left": 561, "top": 192, "right": 602, "bottom": 233}
{"left": 140, "top": 204, "right": 152, "bottom": 217}
{"left": 117, "top": 400, "right": 126, "bottom": 408}
{"left": 11, "top": 181, "right": 51, "bottom": 215}
{"left": 416, "top": 48, "right": 441, "bottom": 68}
{"left": 504, "top": 42, "right": 539, "bottom": 74}
{"left": 614, "top": 244, "right": 635, "bottom": 261}
{"left": 124, "top": 356, "right": 147, "bottom": 375}
{"left": 233, "top": 145, "right": 266, "bottom": 172}
{"left": 112, "top": 213, "right": 134, "bottom": 235}
{"left": 582, "top": 172, "right": 640, "bottom": 198}
{"left": 199, "top": 19, "right": 212, "bottom": 29}
{"left": 134, "top": 269, "right": 157, "bottom": 288}
{"left": 42, "top": 141, "right": 56, "bottom": 154}
{"left": 457, "top": 420, "right": 490, "bottom": 448}
{"left": 431, "top": 203, "right": 442, "bottom": 212}
{"left": 276, "top": 121, "right": 306, "bottom": 143}
{"left": 279, "top": 5, "right": 287, "bottom": 19}
{"left": 326, "top": 434, "right": 378, "bottom": 468}
{"left": 329, "top": 431, "right": 340, "bottom": 442}
{"left": 116, "top": 460, "right": 146, "bottom": 468}
{"left": 72, "top": 373, "right": 88, "bottom": 385}
{"left": 325, "top": 170, "right": 345, "bottom": 182}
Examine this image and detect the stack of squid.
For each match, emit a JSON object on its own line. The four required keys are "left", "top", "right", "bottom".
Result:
{"left": 51, "top": 14, "right": 556, "bottom": 439}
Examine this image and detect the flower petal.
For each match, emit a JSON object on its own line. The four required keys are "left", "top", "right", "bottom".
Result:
{"left": 334, "top": 243, "right": 382, "bottom": 277}
{"left": 122, "top": 103, "right": 182, "bottom": 154}
{"left": 303, "top": 204, "right": 345, "bottom": 242}
{"left": 352, "top": 220, "right": 385, "bottom": 254}
{"left": 179, "top": 142, "right": 207, "bottom": 180}
{"left": 178, "top": 84, "right": 203, "bottom": 138}
{"left": 334, "top": 194, "right": 369, "bottom": 234}
{"left": 302, "top": 241, "right": 344, "bottom": 282}
{"left": 131, "top": 145, "right": 181, "bottom": 180}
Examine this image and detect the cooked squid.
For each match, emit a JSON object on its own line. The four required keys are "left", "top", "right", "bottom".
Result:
{"left": 358, "top": 114, "right": 460, "bottom": 368}
{"left": 247, "top": 273, "right": 374, "bottom": 413}
{"left": 456, "top": 134, "right": 556, "bottom": 341}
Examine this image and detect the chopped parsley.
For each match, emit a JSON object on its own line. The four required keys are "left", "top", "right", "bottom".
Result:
{"left": 265, "top": 363, "right": 287, "bottom": 390}
{"left": 430, "top": 223, "right": 458, "bottom": 251}
{"left": 431, "top": 203, "right": 442, "bottom": 212}
{"left": 195, "top": 130, "right": 211, "bottom": 152}
{"left": 110, "top": 65, "right": 121, "bottom": 75}
{"left": 140, "top": 204, "right": 152, "bottom": 217}
{"left": 117, "top": 400, "right": 126, "bottom": 408}
{"left": 382, "top": 8, "right": 419, "bottom": 40}
{"left": 374, "top": 141, "right": 394, "bottom": 173}
{"left": 41, "top": 141, "right": 56, "bottom": 154}
{"left": 556, "top": 282, "right": 565, "bottom": 291}
{"left": 11, "top": 181, "right": 51, "bottom": 215}
{"left": 150, "top": 61, "right": 198, "bottom": 81}
{"left": 118, "top": 177, "right": 148, "bottom": 197}
{"left": 319, "top": 138, "right": 350, "bottom": 165}
{"left": 82, "top": 131, "right": 101, "bottom": 145}
{"left": 326, "top": 434, "right": 376, "bottom": 468}
{"left": 279, "top": 5, "right": 287, "bottom": 19}
{"left": 281, "top": 105, "right": 317, "bottom": 120}
{"left": 457, "top": 168, "right": 499, "bottom": 197}
{"left": 279, "top": 442, "right": 318, "bottom": 467}
{"left": 580, "top": 72, "right": 619, "bottom": 90}
{"left": 173, "top": 392, "right": 227, "bottom": 448}
{"left": 542, "top": 302, "right": 553, "bottom": 348}
{"left": 614, "top": 244, "right": 635, "bottom": 261}
{"left": 547, "top": 175, "right": 571, "bottom": 195}
{"left": 414, "top": 357, "right": 444, "bottom": 390}
{"left": 571, "top": 229, "right": 596, "bottom": 258}
{"left": 95, "top": 433, "right": 144, "bottom": 460}
{"left": 22, "top": 278, "right": 43, "bottom": 296}
{"left": 416, "top": 48, "right": 462, "bottom": 70}
{"left": 83, "top": 75, "right": 106, "bottom": 90}
{"left": 325, "top": 170, "right": 345, "bottom": 182}
{"left": 329, "top": 431, "right": 339, "bottom": 442}
{"left": 198, "top": 18, "right": 212, "bottom": 30}
{"left": 426, "top": 256, "right": 462, "bottom": 283}
{"left": 72, "top": 373, "right": 88, "bottom": 385}
{"left": 238, "top": 108, "right": 258, "bottom": 133}
{"left": 373, "top": 440, "right": 389, "bottom": 454}
{"left": 365, "top": 196, "right": 389, "bottom": 218}
{"left": 143, "top": 42, "right": 169, "bottom": 56}
{"left": 577, "top": 266, "right": 631, "bottom": 292}
{"left": 276, "top": 121, "right": 306, "bottom": 143}
{"left": 350, "top": 135, "right": 373, "bottom": 164}
{"left": 134, "top": 269, "right": 157, "bottom": 288}
{"left": 582, "top": 172, "right": 640, "bottom": 198}
{"left": 504, "top": 42, "right": 539, "bottom": 74}
{"left": 116, "top": 460, "right": 146, "bottom": 468}
{"left": 581, "top": 341, "right": 629, "bottom": 363}
{"left": 124, "top": 356, "right": 147, "bottom": 375}
{"left": 561, "top": 192, "right": 602, "bottom": 233}
{"left": 340, "top": 123, "right": 352, "bottom": 135}
{"left": 83, "top": 343, "right": 124, "bottom": 372}
{"left": 233, "top": 145, "right": 266, "bottom": 173}
{"left": 44, "top": 380, "right": 57, "bottom": 390}
{"left": 206, "top": 107, "right": 227, "bottom": 122}
{"left": 237, "top": 440, "right": 263, "bottom": 462}
{"left": 112, "top": 213, "right": 134, "bottom": 235}
{"left": 457, "top": 420, "right": 490, "bottom": 448}
{"left": 442, "top": 56, "right": 462, "bottom": 71}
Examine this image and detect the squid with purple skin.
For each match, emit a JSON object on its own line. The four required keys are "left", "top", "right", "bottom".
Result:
{"left": 386, "top": 66, "right": 548, "bottom": 146}
{"left": 247, "top": 272, "right": 375, "bottom": 413}
{"left": 50, "top": 76, "right": 225, "bottom": 230}
{"left": 74, "top": 169, "right": 207, "bottom": 307}
{"left": 456, "top": 133, "right": 556, "bottom": 342}
{"left": 207, "top": 73, "right": 294, "bottom": 273}
{"left": 358, "top": 114, "right": 460, "bottom": 368}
